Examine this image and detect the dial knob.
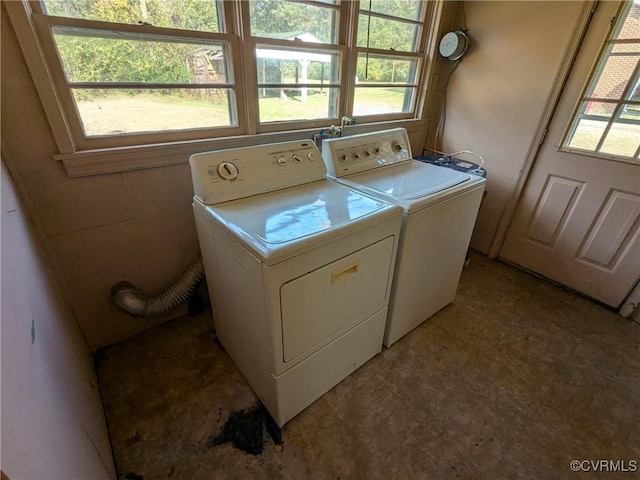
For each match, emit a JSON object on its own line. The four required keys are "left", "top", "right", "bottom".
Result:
{"left": 391, "top": 141, "right": 403, "bottom": 153}
{"left": 307, "top": 151, "right": 318, "bottom": 161}
{"left": 217, "top": 162, "right": 238, "bottom": 180}
{"left": 292, "top": 154, "right": 303, "bottom": 163}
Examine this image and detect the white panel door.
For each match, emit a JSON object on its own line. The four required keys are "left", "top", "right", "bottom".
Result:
{"left": 500, "top": 0, "right": 640, "bottom": 308}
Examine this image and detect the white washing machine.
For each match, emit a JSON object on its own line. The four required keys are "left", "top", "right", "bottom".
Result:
{"left": 322, "top": 128, "right": 486, "bottom": 347}
{"left": 190, "top": 140, "right": 402, "bottom": 427}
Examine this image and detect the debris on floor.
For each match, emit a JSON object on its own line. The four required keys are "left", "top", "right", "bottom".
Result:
{"left": 207, "top": 403, "right": 283, "bottom": 455}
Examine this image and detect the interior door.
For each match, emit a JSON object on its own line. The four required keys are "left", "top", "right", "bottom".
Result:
{"left": 500, "top": 0, "right": 640, "bottom": 308}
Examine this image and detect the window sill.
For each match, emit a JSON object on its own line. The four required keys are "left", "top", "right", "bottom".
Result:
{"left": 557, "top": 146, "right": 639, "bottom": 166}
{"left": 56, "top": 119, "right": 426, "bottom": 177}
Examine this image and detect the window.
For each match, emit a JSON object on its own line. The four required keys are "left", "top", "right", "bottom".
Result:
{"left": 249, "top": 0, "right": 342, "bottom": 125}
{"left": 7, "top": 0, "right": 435, "bottom": 154}
{"left": 353, "top": 0, "right": 425, "bottom": 117}
{"left": 29, "top": 0, "right": 239, "bottom": 149}
{"left": 563, "top": 0, "right": 640, "bottom": 161}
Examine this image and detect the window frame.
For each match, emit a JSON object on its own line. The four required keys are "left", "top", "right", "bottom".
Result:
{"left": 560, "top": 0, "right": 640, "bottom": 163}
{"left": 248, "top": 35, "right": 348, "bottom": 133}
{"left": 5, "top": 0, "right": 440, "bottom": 174}
{"left": 242, "top": 0, "right": 346, "bottom": 133}
{"left": 34, "top": 15, "right": 245, "bottom": 150}
{"left": 347, "top": 1, "right": 428, "bottom": 124}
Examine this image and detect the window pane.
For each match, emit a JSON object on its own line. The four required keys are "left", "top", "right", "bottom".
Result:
{"left": 258, "top": 88, "right": 338, "bottom": 122}
{"left": 613, "top": 0, "right": 640, "bottom": 40}
{"left": 52, "top": 28, "right": 230, "bottom": 84}
{"left": 42, "top": 0, "right": 221, "bottom": 32}
{"left": 600, "top": 120, "right": 640, "bottom": 156}
{"left": 256, "top": 46, "right": 339, "bottom": 122}
{"left": 621, "top": 101, "right": 640, "bottom": 120}
{"left": 588, "top": 54, "right": 638, "bottom": 100}
{"left": 567, "top": 101, "right": 616, "bottom": 150}
{"left": 362, "top": 0, "right": 424, "bottom": 21}
{"left": 612, "top": 42, "right": 640, "bottom": 55}
{"left": 563, "top": 0, "right": 639, "bottom": 159}
{"left": 249, "top": 0, "right": 337, "bottom": 44}
{"left": 72, "top": 89, "right": 234, "bottom": 136}
{"left": 356, "top": 54, "right": 418, "bottom": 84}
{"left": 353, "top": 86, "right": 414, "bottom": 115}
{"left": 568, "top": 118, "right": 607, "bottom": 151}
{"left": 256, "top": 47, "right": 339, "bottom": 85}
{"left": 357, "top": 14, "right": 420, "bottom": 51}
{"left": 583, "top": 100, "right": 618, "bottom": 118}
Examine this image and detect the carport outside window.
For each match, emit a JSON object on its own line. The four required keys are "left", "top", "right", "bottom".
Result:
{"left": 248, "top": 0, "right": 341, "bottom": 124}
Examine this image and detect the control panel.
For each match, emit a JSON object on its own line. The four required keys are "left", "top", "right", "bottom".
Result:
{"left": 322, "top": 128, "right": 412, "bottom": 178}
{"left": 190, "top": 140, "right": 325, "bottom": 205}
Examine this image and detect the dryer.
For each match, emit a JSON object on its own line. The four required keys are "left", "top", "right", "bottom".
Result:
{"left": 322, "top": 128, "right": 486, "bottom": 347}
{"left": 190, "top": 139, "right": 403, "bottom": 427}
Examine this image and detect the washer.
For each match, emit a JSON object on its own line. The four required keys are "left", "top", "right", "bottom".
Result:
{"left": 322, "top": 128, "right": 486, "bottom": 347}
{"left": 190, "top": 139, "right": 402, "bottom": 427}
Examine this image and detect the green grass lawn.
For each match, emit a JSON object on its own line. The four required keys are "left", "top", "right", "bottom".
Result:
{"left": 568, "top": 115, "right": 640, "bottom": 158}
{"left": 259, "top": 87, "right": 408, "bottom": 121}
{"left": 76, "top": 88, "right": 407, "bottom": 135}
{"left": 76, "top": 90, "right": 638, "bottom": 161}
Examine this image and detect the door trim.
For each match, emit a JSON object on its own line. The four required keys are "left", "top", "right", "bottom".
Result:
{"left": 488, "top": 0, "right": 599, "bottom": 259}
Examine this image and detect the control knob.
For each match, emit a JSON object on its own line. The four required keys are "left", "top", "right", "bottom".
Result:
{"left": 217, "top": 162, "right": 239, "bottom": 180}
{"left": 391, "top": 141, "right": 403, "bottom": 153}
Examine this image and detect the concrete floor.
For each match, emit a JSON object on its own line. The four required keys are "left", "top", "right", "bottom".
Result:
{"left": 97, "top": 252, "right": 640, "bottom": 480}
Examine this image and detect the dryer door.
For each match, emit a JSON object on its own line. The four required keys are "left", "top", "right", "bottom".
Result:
{"left": 280, "top": 236, "right": 394, "bottom": 363}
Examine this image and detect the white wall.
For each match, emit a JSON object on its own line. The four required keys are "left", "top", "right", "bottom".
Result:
{"left": 0, "top": 161, "right": 116, "bottom": 480}
{"left": 443, "top": 1, "right": 586, "bottom": 254}
{"left": 2, "top": 4, "right": 200, "bottom": 350}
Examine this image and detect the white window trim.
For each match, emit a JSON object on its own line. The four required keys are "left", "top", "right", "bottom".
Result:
{"left": 6, "top": 0, "right": 443, "bottom": 177}
{"left": 558, "top": 144, "right": 640, "bottom": 166}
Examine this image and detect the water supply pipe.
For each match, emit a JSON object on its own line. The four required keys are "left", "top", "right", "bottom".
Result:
{"left": 112, "top": 253, "right": 204, "bottom": 317}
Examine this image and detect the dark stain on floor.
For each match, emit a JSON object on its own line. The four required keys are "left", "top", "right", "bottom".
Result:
{"left": 98, "top": 252, "right": 640, "bottom": 478}
{"left": 207, "top": 403, "right": 283, "bottom": 455}
{"left": 123, "top": 473, "right": 143, "bottom": 480}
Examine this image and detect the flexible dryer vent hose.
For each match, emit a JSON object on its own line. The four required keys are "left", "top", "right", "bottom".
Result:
{"left": 111, "top": 253, "right": 204, "bottom": 317}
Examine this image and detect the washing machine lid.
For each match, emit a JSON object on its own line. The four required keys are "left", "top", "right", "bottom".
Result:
{"left": 199, "top": 179, "right": 400, "bottom": 264}
{"left": 345, "top": 160, "right": 471, "bottom": 203}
